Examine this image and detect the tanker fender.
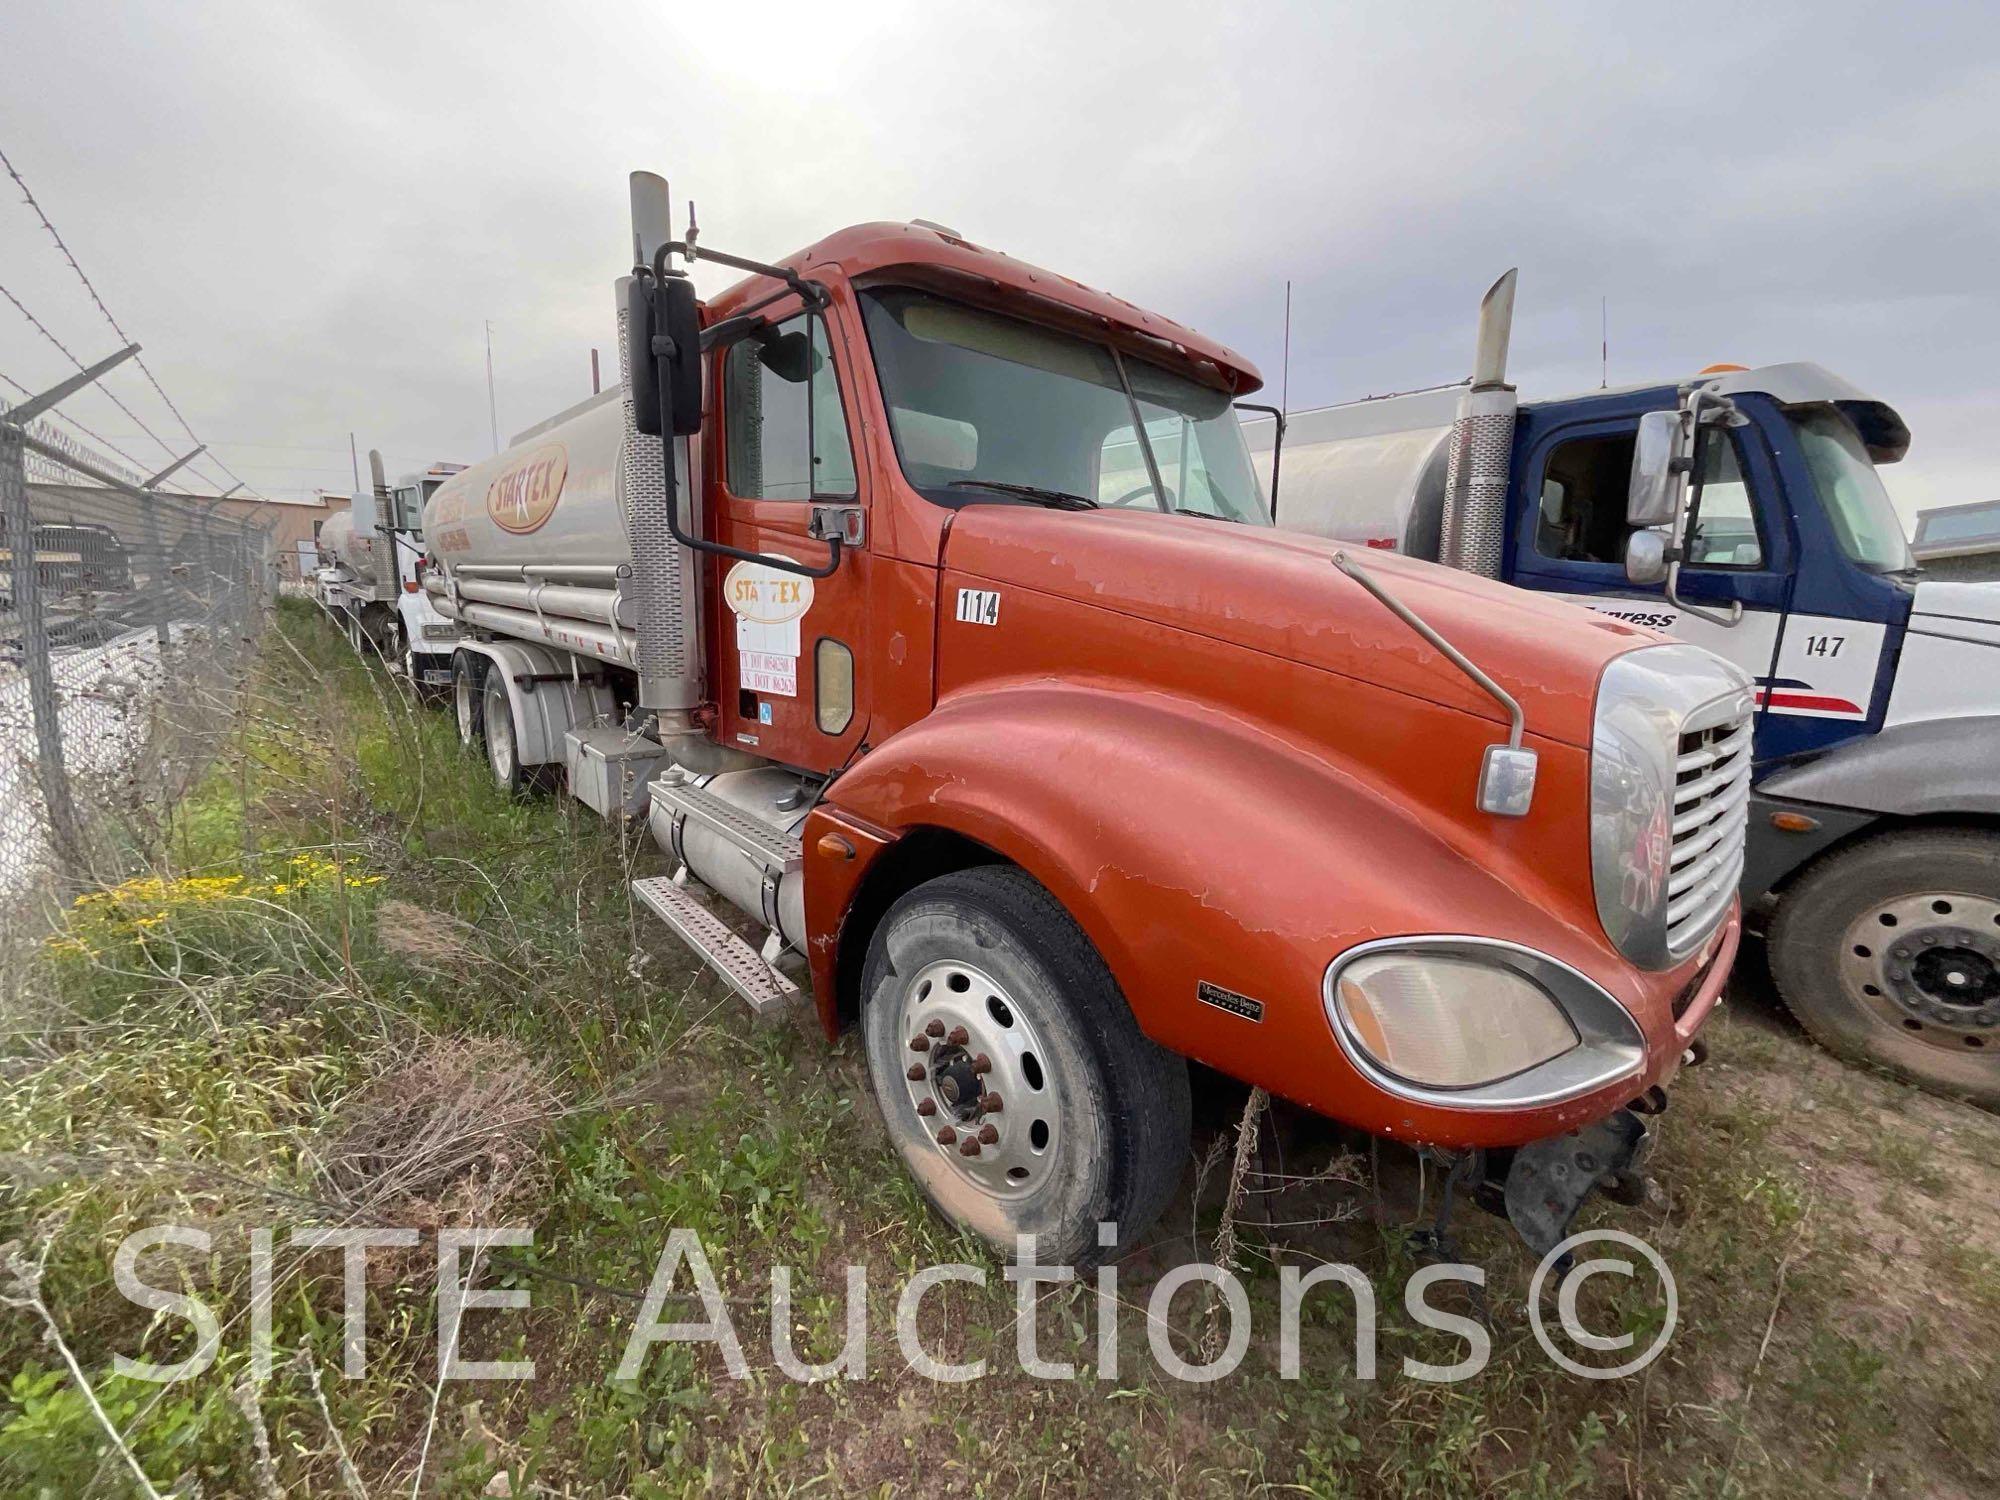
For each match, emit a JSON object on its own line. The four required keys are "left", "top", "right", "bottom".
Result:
{"left": 451, "top": 638, "right": 618, "bottom": 767}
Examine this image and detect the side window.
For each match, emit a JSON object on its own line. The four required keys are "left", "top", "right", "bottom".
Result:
{"left": 1685, "top": 431, "right": 1763, "bottom": 568}
{"left": 723, "top": 314, "right": 856, "bottom": 501}
{"left": 393, "top": 487, "right": 421, "bottom": 530}
{"left": 1533, "top": 432, "right": 1637, "bottom": 564}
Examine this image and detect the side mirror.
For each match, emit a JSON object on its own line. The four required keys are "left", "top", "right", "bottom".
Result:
{"left": 1627, "top": 410, "right": 1683, "bottom": 527}
{"left": 1624, "top": 529, "right": 1668, "bottom": 586}
{"left": 756, "top": 329, "right": 817, "bottom": 385}
{"left": 629, "top": 274, "right": 704, "bottom": 439}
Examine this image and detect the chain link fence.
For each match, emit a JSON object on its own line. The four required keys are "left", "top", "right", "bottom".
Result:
{"left": 2, "top": 398, "right": 276, "bottom": 903}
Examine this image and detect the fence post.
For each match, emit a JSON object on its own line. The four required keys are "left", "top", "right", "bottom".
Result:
{"left": 1, "top": 415, "right": 87, "bottom": 878}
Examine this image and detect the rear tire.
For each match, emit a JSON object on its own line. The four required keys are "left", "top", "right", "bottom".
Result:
{"left": 860, "top": 866, "right": 1191, "bottom": 1266}
{"left": 452, "top": 653, "right": 485, "bottom": 750}
{"left": 482, "top": 670, "right": 527, "bottom": 794}
{"left": 1769, "top": 828, "right": 2000, "bottom": 1109}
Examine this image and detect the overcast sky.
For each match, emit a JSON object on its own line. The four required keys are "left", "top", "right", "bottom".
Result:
{"left": 3, "top": 2, "right": 1995, "bottom": 523}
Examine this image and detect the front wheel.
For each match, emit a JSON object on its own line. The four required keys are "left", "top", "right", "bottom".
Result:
{"left": 1769, "top": 828, "right": 2000, "bottom": 1109}
{"left": 860, "top": 866, "right": 1190, "bottom": 1266}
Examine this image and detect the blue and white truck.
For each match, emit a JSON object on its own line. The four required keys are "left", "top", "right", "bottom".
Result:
{"left": 1249, "top": 272, "right": 1999, "bottom": 1107}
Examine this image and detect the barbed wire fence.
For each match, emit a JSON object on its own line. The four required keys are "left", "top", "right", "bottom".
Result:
{"left": 1, "top": 143, "right": 281, "bottom": 907}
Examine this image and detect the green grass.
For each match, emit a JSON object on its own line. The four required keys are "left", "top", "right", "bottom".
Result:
{"left": 3, "top": 598, "right": 1998, "bottom": 1497}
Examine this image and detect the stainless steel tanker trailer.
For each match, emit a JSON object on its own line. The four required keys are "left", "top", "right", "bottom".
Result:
{"left": 318, "top": 451, "right": 467, "bottom": 684}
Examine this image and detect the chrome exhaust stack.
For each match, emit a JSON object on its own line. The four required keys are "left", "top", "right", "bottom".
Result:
{"left": 1439, "top": 269, "right": 1520, "bottom": 580}
{"left": 618, "top": 171, "right": 703, "bottom": 722}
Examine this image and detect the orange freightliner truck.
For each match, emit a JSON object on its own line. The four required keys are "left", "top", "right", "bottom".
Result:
{"left": 418, "top": 172, "right": 1749, "bottom": 1265}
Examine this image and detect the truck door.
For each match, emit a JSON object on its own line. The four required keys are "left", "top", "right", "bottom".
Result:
{"left": 1508, "top": 401, "right": 1802, "bottom": 753}
{"left": 707, "top": 304, "right": 872, "bottom": 773}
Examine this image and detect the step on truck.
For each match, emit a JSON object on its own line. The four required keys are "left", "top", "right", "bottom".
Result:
{"left": 316, "top": 450, "right": 467, "bottom": 685}
{"left": 1249, "top": 271, "right": 2000, "bottom": 1108}
{"left": 418, "top": 173, "right": 1747, "bottom": 1263}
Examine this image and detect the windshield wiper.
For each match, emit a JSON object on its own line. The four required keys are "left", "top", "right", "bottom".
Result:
{"left": 948, "top": 480, "right": 1099, "bottom": 511}
{"left": 1171, "top": 506, "right": 1243, "bottom": 523}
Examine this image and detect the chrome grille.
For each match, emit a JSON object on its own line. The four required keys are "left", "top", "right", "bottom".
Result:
{"left": 1665, "top": 711, "right": 1752, "bottom": 953}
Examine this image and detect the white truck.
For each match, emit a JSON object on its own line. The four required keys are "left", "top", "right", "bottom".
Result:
{"left": 1248, "top": 272, "right": 2000, "bottom": 1107}
{"left": 316, "top": 451, "right": 467, "bottom": 686}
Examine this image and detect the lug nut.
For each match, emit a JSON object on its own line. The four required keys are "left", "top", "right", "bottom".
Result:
{"left": 936, "top": 1125, "right": 957, "bottom": 1145}
{"left": 977, "top": 1123, "right": 999, "bottom": 1145}
{"left": 916, "top": 1099, "right": 937, "bottom": 1117}
{"left": 947, "top": 1025, "right": 969, "bottom": 1046}
{"left": 958, "top": 1138, "right": 982, "bottom": 1158}
{"left": 971, "top": 1054, "right": 992, "bottom": 1075}
{"left": 979, "top": 1093, "right": 1003, "bottom": 1113}
{"left": 909, "top": 1035, "right": 930, "bottom": 1053}
{"left": 926, "top": 1019, "right": 946, "bottom": 1038}
{"left": 907, "top": 1063, "right": 926, "bottom": 1081}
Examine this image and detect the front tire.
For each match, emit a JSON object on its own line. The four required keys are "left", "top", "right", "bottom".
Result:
{"left": 1769, "top": 828, "right": 2000, "bottom": 1109}
{"left": 860, "top": 866, "right": 1190, "bottom": 1266}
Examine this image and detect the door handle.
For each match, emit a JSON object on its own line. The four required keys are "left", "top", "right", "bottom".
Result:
{"left": 809, "top": 505, "right": 865, "bottom": 547}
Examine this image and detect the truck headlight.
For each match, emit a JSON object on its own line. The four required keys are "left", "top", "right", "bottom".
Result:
{"left": 1323, "top": 937, "right": 1645, "bottom": 1107}
{"left": 1591, "top": 645, "right": 1754, "bottom": 970}
{"left": 1334, "top": 952, "right": 1577, "bottom": 1088}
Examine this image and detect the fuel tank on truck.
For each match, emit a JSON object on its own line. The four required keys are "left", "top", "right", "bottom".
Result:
{"left": 316, "top": 507, "right": 390, "bottom": 586}
{"left": 421, "top": 389, "right": 641, "bottom": 570}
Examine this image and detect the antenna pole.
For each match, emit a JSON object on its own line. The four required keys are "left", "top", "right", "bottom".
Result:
{"left": 1281, "top": 280, "right": 1292, "bottom": 415}
{"left": 349, "top": 431, "right": 360, "bottom": 492}
{"left": 485, "top": 320, "right": 500, "bottom": 454}
{"left": 591, "top": 347, "right": 601, "bottom": 395}
{"left": 1601, "top": 296, "right": 1608, "bottom": 390}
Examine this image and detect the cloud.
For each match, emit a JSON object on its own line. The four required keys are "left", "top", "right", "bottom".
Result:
{"left": 2, "top": 1, "right": 1993, "bottom": 520}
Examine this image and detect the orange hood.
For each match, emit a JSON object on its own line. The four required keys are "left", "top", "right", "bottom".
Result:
{"left": 939, "top": 506, "right": 1664, "bottom": 749}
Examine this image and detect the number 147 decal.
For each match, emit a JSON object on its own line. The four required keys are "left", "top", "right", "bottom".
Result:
{"left": 1802, "top": 634, "right": 1845, "bottom": 657}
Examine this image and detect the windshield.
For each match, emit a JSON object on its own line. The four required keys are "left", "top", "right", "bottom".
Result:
{"left": 1790, "top": 408, "right": 1913, "bottom": 572}
{"left": 859, "top": 286, "right": 1267, "bottom": 523}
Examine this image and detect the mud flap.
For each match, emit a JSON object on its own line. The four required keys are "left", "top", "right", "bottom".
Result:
{"left": 1503, "top": 1109, "right": 1649, "bottom": 1259}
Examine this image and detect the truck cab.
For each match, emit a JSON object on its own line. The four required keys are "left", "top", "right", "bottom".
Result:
{"left": 418, "top": 180, "right": 1748, "bottom": 1263}
{"left": 1253, "top": 284, "right": 2000, "bottom": 1107}
{"left": 318, "top": 458, "right": 466, "bottom": 684}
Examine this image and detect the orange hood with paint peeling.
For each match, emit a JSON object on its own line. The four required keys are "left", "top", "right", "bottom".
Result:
{"left": 939, "top": 505, "right": 1664, "bottom": 749}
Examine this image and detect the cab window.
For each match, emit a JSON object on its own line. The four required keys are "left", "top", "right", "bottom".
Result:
{"left": 1534, "top": 427, "right": 1762, "bottom": 569}
{"left": 723, "top": 314, "right": 856, "bottom": 501}
{"left": 1684, "top": 432, "right": 1761, "bottom": 567}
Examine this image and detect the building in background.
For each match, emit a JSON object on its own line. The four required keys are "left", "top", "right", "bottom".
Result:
{"left": 1912, "top": 498, "right": 2000, "bottom": 579}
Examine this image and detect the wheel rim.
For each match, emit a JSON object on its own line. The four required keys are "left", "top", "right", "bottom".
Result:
{"left": 487, "top": 684, "right": 514, "bottom": 781}
{"left": 895, "top": 959, "right": 1059, "bottom": 1201}
{"left": 454, "top": 669, "right": 476, "bottom": 743}
{"left": 1840, "top": 892, "right": 2000, "bottom": 1053}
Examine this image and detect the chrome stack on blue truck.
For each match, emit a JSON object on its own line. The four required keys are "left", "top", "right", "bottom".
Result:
{"left": 1251, "top": 272, "right": 1999, "bottom": 1107}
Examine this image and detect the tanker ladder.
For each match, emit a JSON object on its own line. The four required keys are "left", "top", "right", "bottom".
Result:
{"left": 632, "top": 775, "right": 804, "bottom": 1017}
